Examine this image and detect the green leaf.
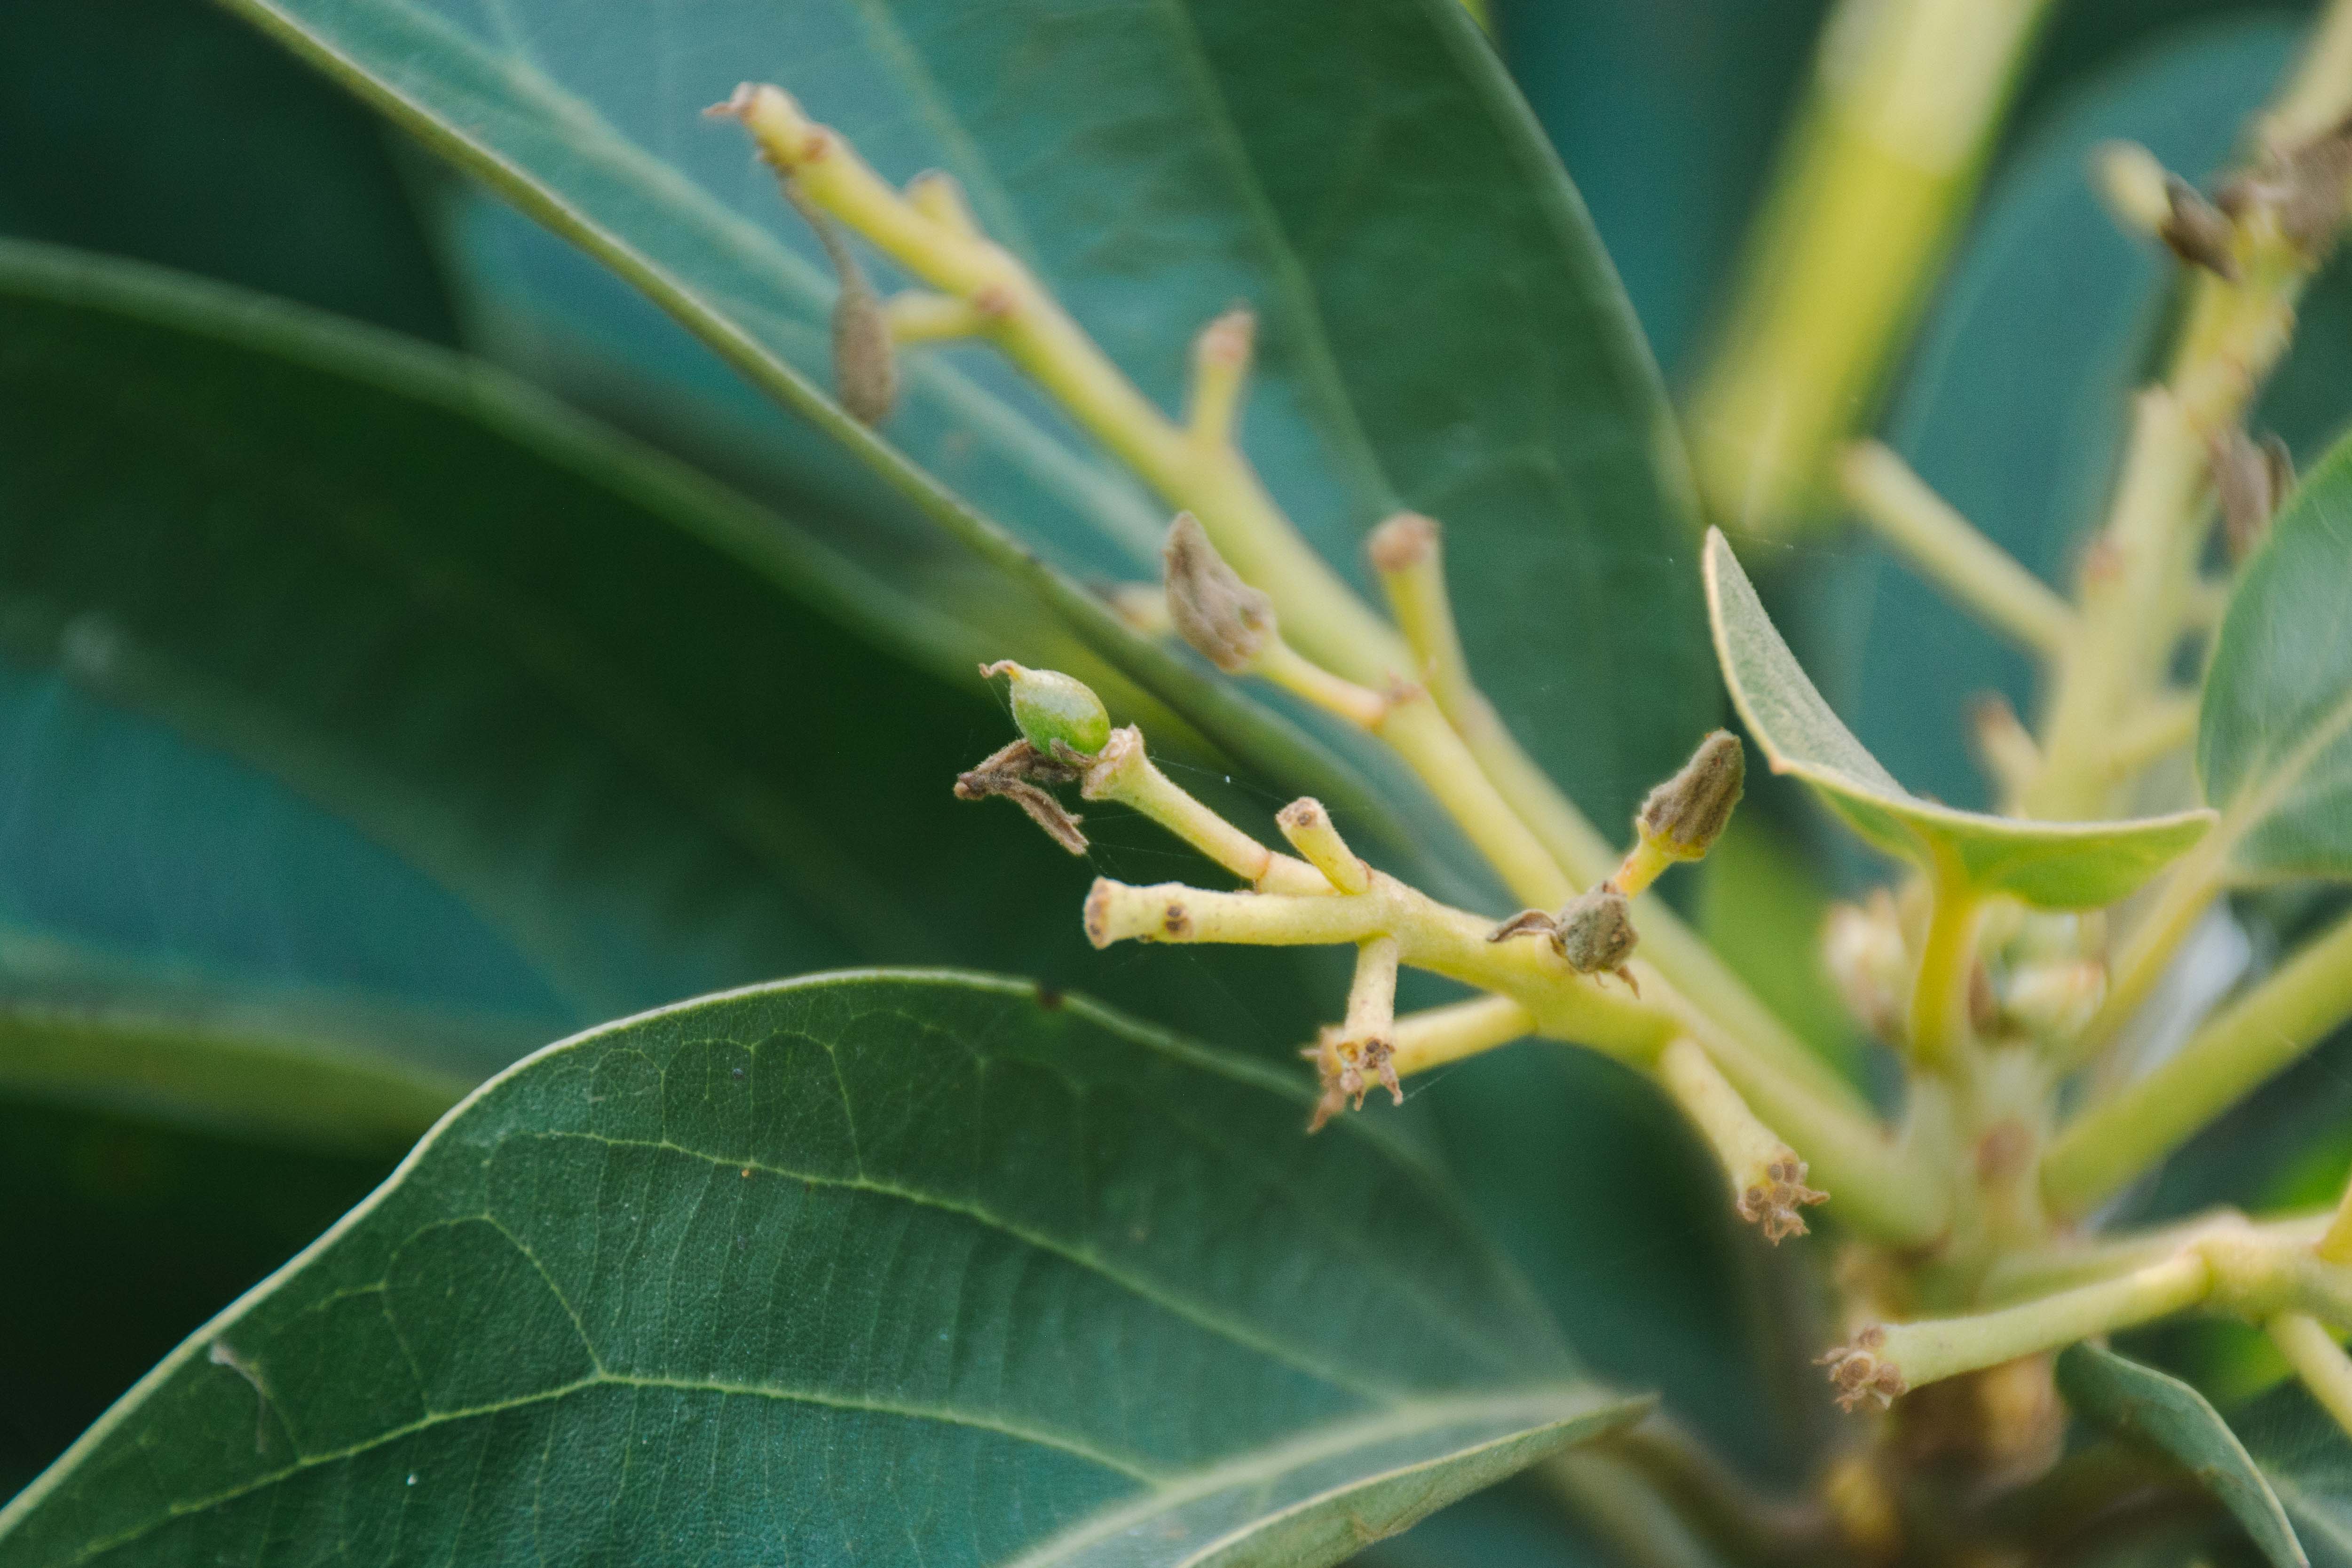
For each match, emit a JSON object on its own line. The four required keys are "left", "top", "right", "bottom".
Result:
{"left": 0, "top": 971, "right": 1644, "bottom": 1566}
{"left": 2057, "top": 1341, "right": 2307, "bottom": 1568}
{"left": 223, "top": 0, "right": 1714, "bottom": 841}
{"left": 0, "top": 238, "right": 1356, "bottom": 1085}
{"left": 0, "top": 928, "right": 514, "bottom": 1153}
{"left": 0, "top": 0, "right": 458, "bottom": 345}
{"left": 2200, "top": 432, "right": 2352, "bottom": 883}
{"left": 2234, "top": 1376, "right": 2352, "bottom": 1568}
{"left": 1705, "top": 529, "right": 2213, "bottom": 904}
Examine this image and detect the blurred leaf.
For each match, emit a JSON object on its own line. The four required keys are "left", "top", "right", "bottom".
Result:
{"left": 223, "top": 0, "right": 1714, "bottom": 848}
{"left": 1857, "top": 19, "right": 2300, "bottom": 811}
{"left": 0, "top": 971, "right": 1644, "bottom": 1566}
{"left": 0, "top": 930, "right": 520, "bottom": 1154}
{"left": 2201, "top": 432, "right": 2352, "bottom": 883}
{"left": 2057, "top": 1341, "right": 2307, "bottom": 1568}
{"left": 1490, "top": 0, "right": 1833, "bottom": 380}
{"left": 0, "top": 239, "right": 1351, "bottom": 1079}
{"left": 1697, "top": 815, "right": 1861, "bottom": 1078}
{"left": 0, "top": 1099, "right": 399, "bottom": 1499}
{"left": 0, "top": 0, "right": 456, "bottom": 344}
{"left": 1706, "top": 531, "right": 2212, "bottom": 905}
{"left": 2235, "top": 1376, "right": 2352, "bottom": 1568}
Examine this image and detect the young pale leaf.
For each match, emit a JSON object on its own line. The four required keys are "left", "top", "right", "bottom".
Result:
{"left": 2201, "top": 432, "right": 2352, "bottom": 883}
{"left": 0, "top": 972, "right": 1643, "bottom": 1567}
{"left": 1704, "top": 529, "right": 2212, "bottom": 905}
{"left": 2056, "top": 1343, "right": 2307, "bottom": 1568}
{"left": 219, "top": 0, "right": 1713, "bottom": 844}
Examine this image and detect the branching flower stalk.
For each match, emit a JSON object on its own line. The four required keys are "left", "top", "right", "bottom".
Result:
{"left": 708, "top": 80, "right": 1847, "bottom": 1124}
{"left": 716, "top": 18, "right": 2352, "bottom": 1555}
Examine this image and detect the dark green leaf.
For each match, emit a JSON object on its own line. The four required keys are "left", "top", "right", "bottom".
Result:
{"left": 1707, "top": 531, "right": 2213, "bottom": 905}
{"left": 1857, "top": 20, "right": 2299, "bottom": 811}
{"left": 0, "top": 1100, "right": 401, "bottom": 1499}
{"left": 0, "top": 239, "right": 1351, "bottom": 1087}
{"left": 2058, "top": 1341, "right": 2307, "bottom": 1568}
{"left": 2201, "top": 432, "right": 2352, "bottom": 882}
{"left": 224, "top": 0, "right": 1713, "bottom": 843}
{"left": 0, "top": 971, "right": 1644, "bottom": 1566}
{"left": 0, "top": 926, "right": 517, "bottom": 1153}
{"left": 2235, "top": 1375, "right": 2352, "bottom": 1568}
{"left": 0, "top": 0, "right": 457, "bottom": 344}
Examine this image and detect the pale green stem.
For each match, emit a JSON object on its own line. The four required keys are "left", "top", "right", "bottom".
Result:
{"left": 2322, "top": 1168, "right": 2352, "bottom": 1265}
{"left": 1876, "top": 1252, "right": 2210, "bottom": 1392}
{"left": 1372, "top": 517, "right": 1853, "bottom": 1109}
{"left": 1374, "top": 696, "right": 1575, "bottom": 910}
{"left": 1273, "top": 796, "right": 1372, "bottom": 895}
{"left": 2044, "top": 907, "right": 2352, "bottom": 1217}
{"left": 1983, "top": 1210, "right": 2327, "bottom": 1305}
{"left": 724, "top": 83, "right": 1855, "bottom": 1126}
{"left": 1078, "top": 726, "right": 1329, "bottom": 896}
{"left": 2270, "top": 1313, "right": 2352, "bottom": 1439}
{"left": 1084, "top": 872, "right": 1942, "bottom": 1242}
{"left": 1658, "top": 1037, "right": 1823, "bottom": 1237}
{"left": 2265, "top": 0, "right": 2352, "bottom": 150}
{"left": 1908, "top": 859, "right": 1982, "bottom": 1075}
{"left": 1343, "top": 936, "right": 1401, "bottom": 1046}
{"left": 1839, "top": 441, "right": 2074, "bottom": 656}
{"left": 1386, "top": 994, "right": 1536, "bottom": 1077}
{"left": 1687, "top": 0, "right": 2054, "bottom": 532}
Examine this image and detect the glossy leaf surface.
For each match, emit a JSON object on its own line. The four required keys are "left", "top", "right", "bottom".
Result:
{"left": 221, "top": 0, "right": 1714, "bottom": 843}
{"left": 0, "top": 972, "right": 1641, "bottom": 1567}
{"left": 1705, "top": 530, "right": 2212, "bottom": 905}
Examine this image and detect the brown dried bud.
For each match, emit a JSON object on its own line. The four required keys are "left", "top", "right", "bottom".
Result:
{"left": 2157, "top": 173, "right": 2240, "bottom": 281}
{"left": 1638, "top": 730, "right": 1745, "bottom": 859}
{"left": 1163, "top": 512, "right": 1274, "bottom": 672}
{"left": 1818, "top": 1326, "right": 1907, "bottom": 1412}
{"left": 2212, "top": 427, "right": 2294, "bottom": 561}
{"left": 1736, "top": 1151, "right": 1830, "bottom": 1244}
{"left": 779, "top": 184, "right": 897, "bottom": 425}
{"left": 954, "top": 738, "right": 1087, "bottom": 855}
{"left": 1555, "top": 885, "right": 1638, "bottom": 977}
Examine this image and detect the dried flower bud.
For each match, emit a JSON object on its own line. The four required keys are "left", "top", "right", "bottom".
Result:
{"left": 1737, "top": 1151, "right": 1830, "bottom": 1244}
{"left": 778, "top": 183, "right": 897, "bottom": 424}
{"left": 2212, "top": 428, "right": 2295, "bottom": 561}
{"left": 981, "top": 661, "right": 1110, "bottom": 758}
{"left": 2157, "top": 173, "right": 2240, "bottom": 281}
{"left": 1163, "top": 512, "right": 1274, "bottom": 672}
{"left": 954, "top": 738, "right": 1088, "bottom": 855}
{"left": 1638, "top": 730, "right": 1745, "bottom": 860}
{"left": 1555, "top": 885, "right": 1638, "bottom": 977}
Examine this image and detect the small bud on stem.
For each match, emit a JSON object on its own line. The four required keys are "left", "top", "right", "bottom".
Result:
{"left": 2212, "top": 426, "right": 2295, "bottom": 560}
{"left": 1610, "top": 731, "right": 1744, "bottom": 898}
{"left": 1164, "top": 511, "right": 1274, "bottom": 673}
{"left": 1488, "top": 884, "right": 1640, "bottom": 992}
{"left": 2158, "top": 173, "right": 2242, "bottom": 281}
{"left": 981, "top": 661, "right": 1111, "bottom": 758}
